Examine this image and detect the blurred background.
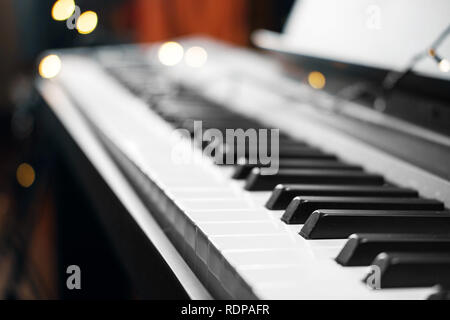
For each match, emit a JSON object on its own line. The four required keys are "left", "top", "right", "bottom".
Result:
{"left": 0, "top": 0, "right": 296, "bottom": 299}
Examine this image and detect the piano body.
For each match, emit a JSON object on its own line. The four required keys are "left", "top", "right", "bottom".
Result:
{"left": 35, "top": 0, "right": 450, "bottom": 299}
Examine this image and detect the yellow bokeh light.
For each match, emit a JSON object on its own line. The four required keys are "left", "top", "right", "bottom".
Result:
{"left": 16, "top": 163, "right": 36, "bottom": 188}
{"left": 439, "top": 59, "right": 450, "bottom": 73}
{"left": 76, "top": 11, "right": 98, "bottom": 34}
{"left": 52, "top": 0, "right": 76, "bottom": 21}
{"left": 308, "top": 71, "right": 326, "bottom": 90}
{"left": 158, "top": 41, "right": 184, "bottom": 66}
{"left": 39, "top": 54, "right": 62, "bottom": 79}
{"left": 185, "top": 46, "right": 208, "bottom": 68}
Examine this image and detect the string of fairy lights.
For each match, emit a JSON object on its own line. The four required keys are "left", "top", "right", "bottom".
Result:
{"left": 18, "top": 1, "right": 98, "bottom": 189}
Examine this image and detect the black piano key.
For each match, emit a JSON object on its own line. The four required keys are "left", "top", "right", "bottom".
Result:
{"left": 156, "top": 101, "right": 218, "bottom": 113}
{"left": 223, "top": 138, "right": 308, "bottom": 150}
{"left": 364, "top": 252, "right": 450, "bottom": 288}
{"left": 207, "top": 139, "right": 313, "bottom": 165}
{"left": 204, "top": 134, "right": 305, "bottom": 147}
{"left": 218, "top": 148, "right": 337, "bottom": 165}
{"left": 167, "top": 115, "right": 241, "bottom": 124}
{"left": 223, "top": 145, "right": 319, "bottom": 154}
{"left": 245, "top": 169, "right": 384, "bottom": 191}
{"left": 266, "top": 185, "right": 418, "bottom": 210}
{"left": 283, "top": 197, "right": 444, "bottom": 224}
{"left": 233, "top": 160, "right": 363, "bottom": 180}
{"left": 271, "top": 148, "right": 338, "bottom": 160}
{"left": 270, "top": 140, "right": 310, "bottom": 147}
{"left": 299, "top": 210, "right": 450, "bottom": 239}
{"left": 181, "top": 120, "right": 262, "bottom": 134}
{"left": 159, "top": 108, "right": 236, "bottom": 119}
{"left": 228, "top": 138, "right": 309, "bottom": 147}
{"left": 336, "top": 234, "right": 450, "bottom": 266}
{"left": 428, "top": 285, "right": 450, "bottom": 300}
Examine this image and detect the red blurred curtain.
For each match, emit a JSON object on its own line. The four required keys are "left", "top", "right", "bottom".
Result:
{"left": 130, "top": 0, "right": 250, "bottom": 45}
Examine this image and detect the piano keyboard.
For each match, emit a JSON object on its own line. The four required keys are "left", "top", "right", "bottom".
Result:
{"left": 42, "top": 41, "right": 450, "bottom": 299}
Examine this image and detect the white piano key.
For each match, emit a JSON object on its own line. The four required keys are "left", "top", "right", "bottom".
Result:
{"left": 210, "top": 234, "right": 300, "bottom": 251}
{"left": 196, "top": 222, "right": 288, "bottom": 278}
{"left": 216, "top": 166, "right": 236, "bottom": 177}
{"left": 169, "top": 188, "right": 240, "bottom": 199}
{"left": 179, "top": 199, "right": 256, "bottom": 210}
{"left": 253, "top": 283, "right": 433, "bottom": 300}
{"left": 188, "top": 210, "right": 271, "bottom": 223}
{"left": 161, "top": 179, "right": 228, "bottom": 188}
{"left": 240, "top": 263, "right": 434, "bottom": 300}
{"left": 223, "top": 249, "right": 304, "bottom": 268}
{"left": 198, "top": 221, "right": 285, "bottom": 236}
{"left": 207, "top": 235, "right": 304, "bottom": 284}
{"left": 265, "top": 210, "right": 285, "bottom": 219}
{"left": 242, "top": 191, "right": 273, "bottom": 206}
